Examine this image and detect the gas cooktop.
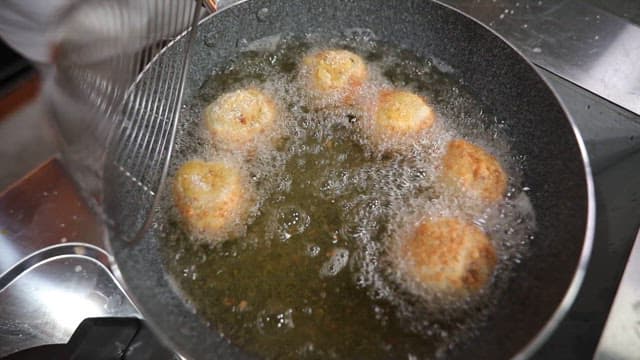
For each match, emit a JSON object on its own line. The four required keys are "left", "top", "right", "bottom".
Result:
{"left": 1, "top": 1, "right": 639, "bottom": 359}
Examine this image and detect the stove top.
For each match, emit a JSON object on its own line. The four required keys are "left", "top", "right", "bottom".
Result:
{"left": 1, "top": 0, "right": 639, "bottom": 359}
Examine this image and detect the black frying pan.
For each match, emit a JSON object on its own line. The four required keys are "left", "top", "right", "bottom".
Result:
{"left": 105, "top": 0, "right": 594, "bottom": 358}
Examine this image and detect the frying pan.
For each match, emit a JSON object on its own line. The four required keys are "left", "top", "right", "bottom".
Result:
{"left": 104, "top": 0, "right": 595, "bottom": 358}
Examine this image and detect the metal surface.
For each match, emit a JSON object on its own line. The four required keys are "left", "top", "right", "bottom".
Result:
{"left": 594, "top": 227, "right": 640, "bottom": 360}
{"left": 0, "top": 159, "right": 139, "bottom": 358}
{"left": 0, "top": 255, "right": 138, "bottom": 357}
{"left": 538, "top": 69, "right": 640, "bottom": 173}
{"left": 582, "top": 0, "right": 640, "bottom": 26}
{"left": 443, "top": 0, "right": 640, "bottom": 117}
{"left": 532, "top": 70, "right": 640, "bottom": 359}
{"left": 104, "top": 0, "right": 593, "bottom": 359}
{"left": 0, "top": 159, "right": 104, "bottom": 275}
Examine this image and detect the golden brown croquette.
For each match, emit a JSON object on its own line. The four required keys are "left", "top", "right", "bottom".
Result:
{"left": 204, "top": 88, "right": 278, "bottom": 152}
{"left": 441, "top": 139, "right": 507, "bottom": 203}
{"left": 394, "top": 217, "right": 497, "bottom": 296}
{"left": 300, "top": 49, "right": 368, "bottom": 106}
{"left": 363, "top": 89, "right": 436, "bottom": 147}
{"left": 173, "top": 160, "right": 253, "bottom": 242}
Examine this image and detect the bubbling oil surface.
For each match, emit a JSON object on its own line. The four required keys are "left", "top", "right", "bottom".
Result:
{"left": 162, "top": 33, "right": 536, "bottom": 359}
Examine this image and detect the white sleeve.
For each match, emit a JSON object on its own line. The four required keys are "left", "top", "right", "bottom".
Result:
{"left": 0, "top": 0, "right": 73, "bottom": 63}
{"left": 0, "top": 0, "right": 196, "bottom": 64}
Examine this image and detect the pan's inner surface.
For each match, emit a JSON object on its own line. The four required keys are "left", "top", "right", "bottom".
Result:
{"left": 161, "top": 34, "right": 536, "bottom": 359}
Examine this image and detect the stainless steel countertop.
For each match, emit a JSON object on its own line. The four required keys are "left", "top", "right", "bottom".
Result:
{"left": 444, "top": 0, "right": 640, "bottom": 117}
{"left": 0, "top": 255, "right": 139, "bottom": 356}
{"left": 595, "top": 228, "right": 640, "bottom": 360}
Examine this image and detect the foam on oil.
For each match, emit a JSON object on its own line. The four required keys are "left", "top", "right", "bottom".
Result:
{"left": 161, "top": 32, "right": 536, "bottom": 359}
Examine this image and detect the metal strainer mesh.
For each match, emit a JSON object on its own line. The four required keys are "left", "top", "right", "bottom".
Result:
{"left": 49, "top": 0, "right": 209, "bottom": 242}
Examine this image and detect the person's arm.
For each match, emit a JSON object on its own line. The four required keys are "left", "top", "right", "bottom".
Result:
{"left": 0, "top": 0, "right": 73, "bottom": 64}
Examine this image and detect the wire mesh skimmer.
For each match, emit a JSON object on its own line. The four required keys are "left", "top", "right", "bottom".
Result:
{"left": 48, "top": 0, "right": 215, "bottom": 243}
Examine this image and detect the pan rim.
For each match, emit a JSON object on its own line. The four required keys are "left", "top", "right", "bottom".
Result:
{"left": 430, "top": 1, "right": 596, "bottom": 359}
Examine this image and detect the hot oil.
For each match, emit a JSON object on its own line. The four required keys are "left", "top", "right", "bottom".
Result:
{"left": 162, "top": 33, "right": 536, "bottom": 359}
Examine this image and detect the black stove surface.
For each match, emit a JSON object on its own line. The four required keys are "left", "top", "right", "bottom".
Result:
{"left": 534, "top": 69, "right": 640, "bottom": 359}
{"left": 4, "top": 318, "right": 175, "bottom": 360}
